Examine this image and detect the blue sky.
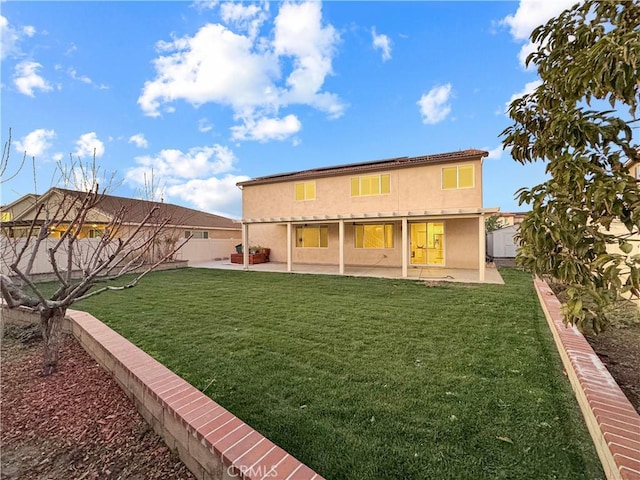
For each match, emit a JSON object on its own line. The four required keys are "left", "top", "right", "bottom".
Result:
{"left": 1, "top": 0, "right": 576, "bottom": 218}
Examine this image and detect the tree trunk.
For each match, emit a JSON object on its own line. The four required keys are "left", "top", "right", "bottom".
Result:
{"left": 40, "top": 306, "right": 66, "bottom": 376}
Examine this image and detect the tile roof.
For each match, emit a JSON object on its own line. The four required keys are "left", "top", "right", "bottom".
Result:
{"left": 237, "top": 149, "right": 489, "bottom": 186}
{"left": 17, "top": 188, "right": 240, "bottom": 229}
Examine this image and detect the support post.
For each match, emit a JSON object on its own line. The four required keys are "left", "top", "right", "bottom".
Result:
{"left": 402, "top": 218, "right": 408, "bottom": 278}
{"left": 339, "top": 220, "right": 345, "bottom": 275}
{"left": 242, "top": 223, "right": 249, "bottom": 270}
{"left": 287, "top": 222, "right": 292, "bottom": 272}
{"left": 479, "top": 214, "right": 485, "bottom": 282}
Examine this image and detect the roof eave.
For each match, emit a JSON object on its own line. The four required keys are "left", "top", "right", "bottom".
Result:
{"left": 237, "top": 150, "right": 488, "bottom": 187}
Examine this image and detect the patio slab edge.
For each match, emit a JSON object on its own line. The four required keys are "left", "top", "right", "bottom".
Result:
{"left": 533, "top": 277, "right": 640, "bottom": 480}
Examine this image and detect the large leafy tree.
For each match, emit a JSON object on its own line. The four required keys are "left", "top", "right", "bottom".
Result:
{"left": 502, "top": 0, "right": 640, "bottom": 331}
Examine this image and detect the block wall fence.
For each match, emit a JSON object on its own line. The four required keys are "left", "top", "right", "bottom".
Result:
{"left": 2, "top": 277, "right": 639, "bottom": 479}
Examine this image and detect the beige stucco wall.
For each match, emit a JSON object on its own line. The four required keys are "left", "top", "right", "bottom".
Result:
{"left": 247, "top": 218, "right": 480, "bottom": 269}
{"left": 242, "top": 157, "right": 485, "bottom": 270}
{"left": 242, "top": 159, "right": 483, "bottom": 220}
{"left": 443, "top": 218, "right": 480, "bottom": 269}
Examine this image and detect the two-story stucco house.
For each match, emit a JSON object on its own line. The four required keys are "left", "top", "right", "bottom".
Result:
{"left": 237, "top": 149, "right": 499, "bottom": 281}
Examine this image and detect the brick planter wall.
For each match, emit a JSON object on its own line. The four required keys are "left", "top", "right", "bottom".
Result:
{"left": 1, "top": 304, "right": 323, "bottom": 480}
{"left": 533, "top": 277, "right": 640, "bottom": 480}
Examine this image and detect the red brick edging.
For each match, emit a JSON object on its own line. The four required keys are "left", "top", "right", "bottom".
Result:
{"left": 62, "top": 309, "right": 323, "bottom": 480}
{"left": 533, "top": 277, "right": 640, "bottom": 480}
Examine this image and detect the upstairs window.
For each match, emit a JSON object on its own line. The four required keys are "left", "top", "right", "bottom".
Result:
{"left": 1, "top": 212, "right": 12, "bottom": 222}
{"left": 351, "top": 174, "right": 390, "bottom": 196}
{"left": 295, "top": 181, "right": 316, "bottom": 201}
{"left": 185, "top": 230, "right": 209, "bottom": 239}
{"left": 296, "top": 226, "right": 328, "bottom": 248}
{"left": 354, "top": 224, "right": 394, "bottom": 249}
{"left": 442, "top": 165, "right": 474, "bottom": 189}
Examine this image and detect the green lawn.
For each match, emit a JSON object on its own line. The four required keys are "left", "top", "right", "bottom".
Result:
{"left": 72, "top": 267, "right": 603, "bottom": 480}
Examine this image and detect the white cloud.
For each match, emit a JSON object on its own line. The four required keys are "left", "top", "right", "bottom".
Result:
{"left": 65, "top": 43, "right": 78, "bottom": 56}
{"left": 125, "top": 144, "right": 244, "bottom": 216}
{"left": 486, "top": 145, "right": 511, "bottom": 160}
{"left": 505, "top": 80, "right": 542, "bottom": 113}
{"left": 166, "top": 174, "right": 249, "bottom": 218}
{"left": 500, "top": 0, "right": 576, "bottom": 69}
{"left": 74, "top": 132, "right": 105, "bottom": 159}
{"left": 1, "top": 16, "right": 37, "bottom": 60}
{"left": 231, "top": 114, "right": 301, "bottom": 142}
{"left": 372, "top": 28, "right": 391, "bottom": 62}
{"left": 13, "top": 61, "right": 52, "bottom": 96}
{"left": 198, "top": 118, "right": 214, "bottom": 133}
{"left": 273, "top": 2, "right": 343, "bottom": 116}
{"left": 68, "top": 68, "right": 92, "bottom": 84}
{"left": 192, "top": 0, "right": 219, "bottom": 11}
{"left": 22, "top": 25, "right": 36, "bottom": 37}
{"left": 138, "top": 23, "right": 278, "bottom": 116}
{"left": 1, "top": 15, "right": 20, "bottom": 60}
{"left": 139, "top": 1, "right": 343, "bottom": 142}
{"left": 417, "top": 84, "right": 453, "bottom": 125}
{"left": 129, "top": 133, "right": 149, "bottom": 149}
{"left": 126, "top": 144, "right": 236, "bottom": 182}
{"left": 220, "top": 1, "right": 268, "bottom": 40}
{"left": 15, "top": 129, "right": 56, "bottom": 158}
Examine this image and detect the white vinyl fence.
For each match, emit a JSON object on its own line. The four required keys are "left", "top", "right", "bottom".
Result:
{"left": 486, "top": 225, "right": 519, "bottom": 259}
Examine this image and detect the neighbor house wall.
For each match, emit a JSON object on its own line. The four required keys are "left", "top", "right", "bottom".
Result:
{"left": 0, "top": 195, "right": 38, "bottom": 221}
{"left": 605, "top": 220, "right": 640, "bottom": 308}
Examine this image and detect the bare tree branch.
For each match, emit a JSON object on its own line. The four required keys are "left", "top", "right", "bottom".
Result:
{"left": 1, "top": 128, "right": 191, "bottom": 374}
{"left": 71, "top": 234, "right": 192, "bottom": 304}
{"left": 0, "top": 129, "right": 29, "bottom": 184}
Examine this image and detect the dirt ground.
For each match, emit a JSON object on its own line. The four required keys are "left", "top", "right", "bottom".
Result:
{"left": 0, "top": 325, "right": 195, "bottom": 480}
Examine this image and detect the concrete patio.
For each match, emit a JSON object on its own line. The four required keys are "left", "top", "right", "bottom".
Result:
{"left": 190, "top": 260, "right": 505, "bottom": 284}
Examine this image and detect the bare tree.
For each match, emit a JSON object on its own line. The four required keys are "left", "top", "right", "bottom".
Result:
{"left": 1, "top": 133, "right": 190, "bottom": 375}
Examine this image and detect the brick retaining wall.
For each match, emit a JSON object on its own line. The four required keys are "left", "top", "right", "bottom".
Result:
{"left": 1, "top": 305, "right": 323, "bottom": 480}
{"left": 533, "top": 277, "right": 640, "bottom": 480}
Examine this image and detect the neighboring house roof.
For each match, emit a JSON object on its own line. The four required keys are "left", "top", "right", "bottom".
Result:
{"left": 5, "top": 188, "right": 240, "bottom": 230}
{"left": 0, "top": 193, "right": 40, "bottom": 213}
{"left": 238, "top": 149, "right": 489, "bottom": 187}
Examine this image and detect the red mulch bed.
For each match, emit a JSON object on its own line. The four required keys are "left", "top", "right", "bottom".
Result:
{"left": 1, "top": 325, "right": 195, "bottom": 480}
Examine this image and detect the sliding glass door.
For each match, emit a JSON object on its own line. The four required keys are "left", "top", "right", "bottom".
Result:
{"left": 410, "top": 222, "right": 444, "bottom": 265}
